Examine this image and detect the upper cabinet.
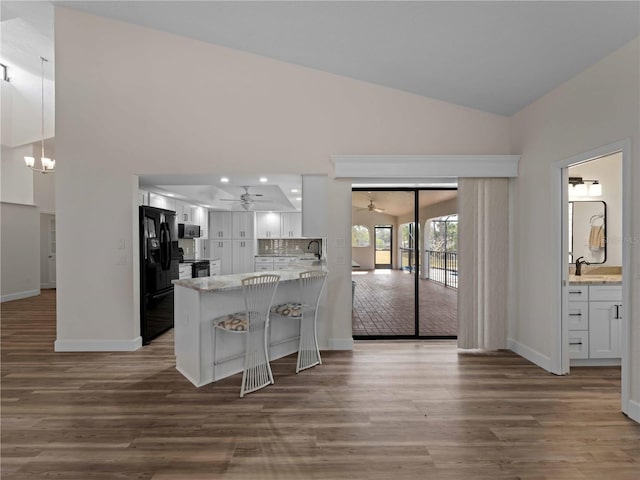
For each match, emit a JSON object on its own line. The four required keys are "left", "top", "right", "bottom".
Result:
{"left": 149, "top": 192, "right": 176, "bottom": 212}
{"left": 175, "top": 200, "right": 195, "bottom": 224}
{"left": 193, "top": 206, "right": 208, "bottom": 239}
{"left": 256, "top": 212, "right": 282, "bottom": 239}
{"left": 139, "top": 190, "right": 149, "bottom": 206}
{"left": 209, "top": 212, "right": 233, "bottom": 239}
{"left": 232, "top": 212, "right": 254, "bottom": 239}
{"left": 281, "top": 212, "right": 302, "bottom": 238}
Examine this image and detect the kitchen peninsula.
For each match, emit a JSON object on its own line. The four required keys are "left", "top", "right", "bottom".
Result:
{"left": 173, "top": 262, "right": 327, "bottom": 387}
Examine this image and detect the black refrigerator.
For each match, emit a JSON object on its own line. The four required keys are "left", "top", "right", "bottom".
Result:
{"left": 139, "top": 205, "right": 180, "bottom": 344}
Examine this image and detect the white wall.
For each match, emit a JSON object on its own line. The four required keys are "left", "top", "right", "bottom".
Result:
{"left": 1, "top": 203, "right": 40, "bottom": 301}
{"left": 351, "top": 210, "right": 399, "bottom": 270}
{"left": 568, "top": 152, "right": 622, "bottom": 266}
{"left": 54, "top": 7, "right": 510, "bottom": 350}
{"left": 1, "top": 145, "right": 35, "bottom": 205}
{"left": 510, "top": 39, "right": 639, "bottom": 408}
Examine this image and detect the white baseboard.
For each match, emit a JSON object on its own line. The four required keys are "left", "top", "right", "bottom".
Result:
{"left": 176, "top": 366, "right": 205, "bottom": 388}
{"left": 54, "top": 336, "right": 142, "bottom": 352}
{"left": 328, "top": 337, "right": 354, "bottom": 350}
{"left": 1, "top": 289, "right": 40, "bottom": 303}
{"left": 627, "top": 399, "right": 640, "bottom": 424}
{"left": 508, "top": 338, "right": 552, "bottom": 372}
{"left": 570, "top": 358, "right": 621, "bottom": 367}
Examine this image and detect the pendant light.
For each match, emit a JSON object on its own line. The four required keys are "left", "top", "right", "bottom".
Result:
{"left": 24, "top": 57, "right": 55, "bottom": 174}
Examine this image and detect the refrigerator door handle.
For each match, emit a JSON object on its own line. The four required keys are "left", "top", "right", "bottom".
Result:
{"left": 149, "top": 289, "right": 173, "bottom": 301}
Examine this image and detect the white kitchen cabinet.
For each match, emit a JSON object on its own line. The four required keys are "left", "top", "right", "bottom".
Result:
{"left": 254, "top": 256, "right": 274, "bottom": 271}
{"left": 178, "top": 264, "right": 192, "bottom": 280}
{"left": 139, "top": 190, "right": 149, "bottom": 206}
{"left": 256, "top": 212, "right": 281, "bottom": 239}
{"left": 589, "top": 301, "right": 622, "bottom": 358}
{"left": 232, "top": 240, "right": 254, "bottom": 274}
{"left": 149, "top": 192, "right": 176, "bottom": 212}
{"left": 209, "top": 259, "right": 221, "bottom": 276}
{"left": 176, "top": 200, "right": 195, "bottom": 224}
{"left": 280, "top": 212, "right": 302, "bottom": 238}
{"left": 209, "top": 240, "right": 233, "bottom": 275}
{"left": 193, "top": 206, "right": 208, "bottom": 238}
{"left": 209, "top": 212, "right": 233, "bottom": 239}
{"left": 232, "top": 212, "right": 254, "bottom": 239}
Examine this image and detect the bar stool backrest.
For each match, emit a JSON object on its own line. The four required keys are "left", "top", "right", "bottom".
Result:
{"left": 299, "top": 270, "right": 328, "bottom": 313}
{"left": 242, "top": 274, "right": 280, "bottom": 332}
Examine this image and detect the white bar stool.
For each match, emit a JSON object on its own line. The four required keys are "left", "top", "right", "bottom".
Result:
{"left": 270, "top": 270, "right": 327, "bottom": 373}
{"left": 212, "top": 274, "right": 280, "bottom": 397}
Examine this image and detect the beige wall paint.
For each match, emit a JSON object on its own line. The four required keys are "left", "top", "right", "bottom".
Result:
{"left": 1, "top": 145, "right": 34, "bottom": 205}
{"left": 54, "top": 7, "right": 510, "bottom": 349}
{"left": 510, "top": 39, "right": 639, "bottom": 406}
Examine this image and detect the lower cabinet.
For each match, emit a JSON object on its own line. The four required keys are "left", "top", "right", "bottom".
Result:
{"left": 589, "top": 301, "right": 622, "bottom": 358}
{"left": 209, "top": 259, "right": 221, "bottom": 276}
{"left": 209, "top": 240, "right": 233, "bottom": 275}
{"left": 568, "top": 284, "right": 622, "bottom": 361}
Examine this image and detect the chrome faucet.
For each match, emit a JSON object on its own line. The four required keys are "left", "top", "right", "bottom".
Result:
{"left": 575, "top": 256, "right": 590, "bottom": 276}
{"left": 307, "top": 240, "right": 321, "bottom": 260}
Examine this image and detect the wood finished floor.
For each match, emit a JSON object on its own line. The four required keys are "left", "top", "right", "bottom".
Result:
{"left": 2, "top": 290, "right": 639, "bottom": 479}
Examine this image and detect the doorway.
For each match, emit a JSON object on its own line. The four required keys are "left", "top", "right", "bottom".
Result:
{"left": 554, "top": 139, "right": 631, "bottom": 415}
{"left": 374, "top": 226, "right": 392, "bottom": 269}
{"left": 351, "top": 188, "right": 458, "bottom": 339}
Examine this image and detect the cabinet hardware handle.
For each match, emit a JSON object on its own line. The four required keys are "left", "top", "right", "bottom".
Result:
{"left": 568, "top": 291, "right": 582, "bottom": 294}
{"left": 568, "top": 313, "right": 582, "bottom": 316}
{"left": 569, "top": 341, "right": 583, "bottom": 346}
{"left": 615, "top": 304, "right": 620, "bottom": 319}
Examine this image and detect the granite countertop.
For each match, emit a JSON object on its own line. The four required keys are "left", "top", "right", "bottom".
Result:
{"left": 568, "top": 274, "right": 622, "bottom": 285}
{"left": 173, "top": 262, "right": 328, "bottom": 292}
{"left": 254, "top": 254, "right": 304, "bottom": 258}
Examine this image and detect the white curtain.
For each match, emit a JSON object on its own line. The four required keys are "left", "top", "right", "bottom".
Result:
{"left": 457, "top": 178, "right": 509, "bottom": 350}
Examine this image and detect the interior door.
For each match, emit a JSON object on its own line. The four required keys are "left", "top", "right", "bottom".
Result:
{"left": 374, "top": 226, "right": 392, "bottom": 269}
{"left": 40, "top": 214, "right": 56, "bottom": 288}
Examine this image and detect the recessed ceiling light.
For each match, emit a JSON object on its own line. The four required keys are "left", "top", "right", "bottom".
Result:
{"left": 291, "top": 189, "right": 299, "bottom": 193}
{"left": 166, "top": 193, "right": 175, "bottom": 197}
{"left": 295, "top": 197, "right": 302, "bottom": 201}
{"left": 220, "top": 177, "right": 229, "bottom": 183}
{"left": 259, "top": 177, "right": 268, "bottom": 183}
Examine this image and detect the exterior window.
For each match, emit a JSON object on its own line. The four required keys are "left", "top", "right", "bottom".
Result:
{"left": 352, "top": 225, "right": 371, "bottom": 247}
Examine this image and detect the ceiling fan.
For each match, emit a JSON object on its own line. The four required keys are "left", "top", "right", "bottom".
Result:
{"left": 356, "top": 199, "right": 386, "bottom": 213}
{"left": 219, "top": 186, "right": 268, "bottom": 210}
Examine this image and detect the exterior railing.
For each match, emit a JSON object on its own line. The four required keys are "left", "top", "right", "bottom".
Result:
{"left": 424, "top": 250, "right": 458, "bottom": 288}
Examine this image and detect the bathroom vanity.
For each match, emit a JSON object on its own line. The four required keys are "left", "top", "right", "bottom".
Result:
{"left": 567, "top": 275, "right": 622, "bottom": 365}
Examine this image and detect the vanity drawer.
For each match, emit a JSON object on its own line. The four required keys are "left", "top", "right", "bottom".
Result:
{"left": 567, "top": 285, "right": 589, "bottom": 301}
{"left": 255, "top": 256, "right": 274, "bottom": 264}
{"left": 568, "top": 302, "right": 588, "bottom": 330}
{"left": 589, "top": 285, "right": 622, "bottom": 302}
{"left": 568, "top": 331, "right": 589, "bottom": 359}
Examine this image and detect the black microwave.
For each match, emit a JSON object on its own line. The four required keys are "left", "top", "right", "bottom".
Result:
{"left": 178, "top": 224, "right": 201, "bottom": 239}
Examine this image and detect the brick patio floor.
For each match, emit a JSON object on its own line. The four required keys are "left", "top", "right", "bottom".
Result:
{"left": 352, "top": 269, "right": 457, "bottom": 337}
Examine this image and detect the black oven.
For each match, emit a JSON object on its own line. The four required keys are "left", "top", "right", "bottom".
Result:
{"left": 192, "top": 261, "right": 210, "bottom": 278}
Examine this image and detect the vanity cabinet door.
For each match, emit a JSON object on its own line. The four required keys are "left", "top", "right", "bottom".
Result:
{"left": 589, "top": 301, "right": 622, "bottom": 358}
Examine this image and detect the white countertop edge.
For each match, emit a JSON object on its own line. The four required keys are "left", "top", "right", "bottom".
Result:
{"left": 173, "top": 264, "right": 328, "bottom": 293}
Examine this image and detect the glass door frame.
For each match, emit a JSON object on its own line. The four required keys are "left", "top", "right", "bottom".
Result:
{"left": 352, "top": 187, "right": 457, "bottom": 340}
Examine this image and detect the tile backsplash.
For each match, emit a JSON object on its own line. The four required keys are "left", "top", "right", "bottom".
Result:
{"left": 258, "top": 238, "right": 322, "bottom": 256}
{"left": 178, "top": 239, "right": 196, "bottom": 258}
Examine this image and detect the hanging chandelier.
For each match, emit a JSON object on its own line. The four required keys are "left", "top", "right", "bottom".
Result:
{"left": 24, "top": 56, "right": 55, "bottom": 174}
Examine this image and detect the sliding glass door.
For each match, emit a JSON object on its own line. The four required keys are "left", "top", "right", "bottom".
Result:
{"left": 351, "top": 187, "right": 458, "bottom": 339}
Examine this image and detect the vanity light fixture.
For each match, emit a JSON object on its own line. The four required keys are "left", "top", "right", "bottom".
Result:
{"left": 24, "top": 57, "right": 55, "bottom": 174}
{"left": 568, "top": 176, "right": 601, "bottom": 197}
